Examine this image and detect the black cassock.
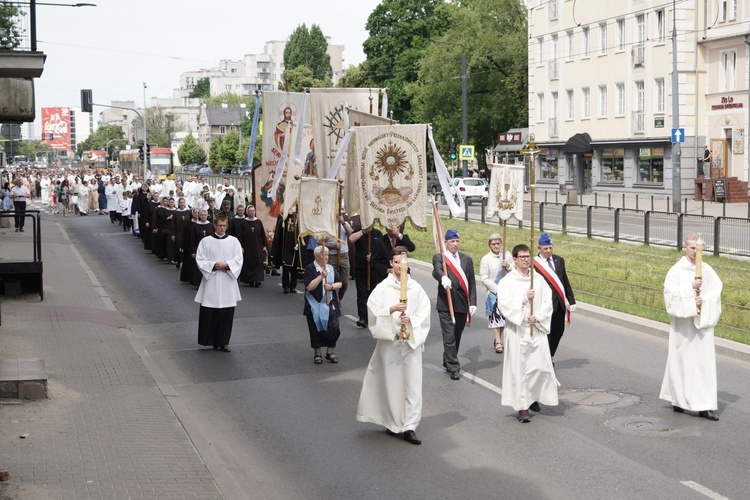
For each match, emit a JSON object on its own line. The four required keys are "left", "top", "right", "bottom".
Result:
{"left": 239, "top": 218, "right": 267, "bottom": 284}
{"left": 188, "top": 221, "right": 214, "bottom": 286}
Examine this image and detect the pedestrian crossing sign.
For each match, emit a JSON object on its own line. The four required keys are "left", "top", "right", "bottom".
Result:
{"left": 459, "top": 145, "right": 474, "bottom": 161}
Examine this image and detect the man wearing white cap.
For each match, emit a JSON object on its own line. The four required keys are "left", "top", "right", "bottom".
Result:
{"left": 534, "top": 233, "right": 575, "bottom": 359}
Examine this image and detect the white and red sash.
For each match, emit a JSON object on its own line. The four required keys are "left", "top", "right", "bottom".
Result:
{"left": 443, "top": 251, "right": 471, "bottom": 325}
{"left": 533, "top": 256, "right": 572, "bottom": 324}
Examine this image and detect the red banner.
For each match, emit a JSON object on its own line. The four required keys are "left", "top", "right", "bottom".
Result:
{"left": 41, "top": 107, "right": 72, "bottom": 152}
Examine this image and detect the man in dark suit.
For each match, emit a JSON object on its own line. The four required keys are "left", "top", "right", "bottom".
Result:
{"left": 535, "top": 233, "right": 575, "bottom": 359}
{"left": 371, "top": 225, "right": 416, "bottom": 285}
{"left": 432, "top": 229, "right": 477, "bottom": 380}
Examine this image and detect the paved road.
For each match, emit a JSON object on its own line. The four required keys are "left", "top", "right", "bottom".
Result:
{"left": 51, "top": 211, "right": 750, "bottom": 500}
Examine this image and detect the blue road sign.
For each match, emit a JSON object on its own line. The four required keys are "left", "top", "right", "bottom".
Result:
{"left": 671, "top": 128, "right": 685, "bottom": 143}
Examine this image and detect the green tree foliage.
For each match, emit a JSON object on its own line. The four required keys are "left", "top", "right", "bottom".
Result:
{"left": 335, "top": 61, "right": 376, "bottom": 89}
{"left": 75, "top": 125, "right": 126, "bottom": 158}
{"left": 189, "top": 77, "right": 211, "bottom": 99}
{"left": 217, "top": 130, "right": 239, "bottom": 168}
{"left": 208, "top": 135, "right": 222, "bottom": 168}
{"left": 18, "top": 141, "right": 52, "bottom": 161}
{"left": 177, "top": 133, "right": 206, "bottom": 166}
{"left": 363, "top": 0, "right": 450, "bottom": 123}
{"left": 410, "top": 0, "right": 528, "bottom": 167}
{"left": 283, "top": 24, "right": 333, "bottom": 82}
{"left": 203, "top": 92, "right": 258, "bottom": 108}
{"left": 141, "top": 107, "right": 183, "bottom": 147}
{"left": 0, "top": 3, "right": 25, "bottom": 49}
{"left": 279, "top": 65, "right": 332, "bottom": 92}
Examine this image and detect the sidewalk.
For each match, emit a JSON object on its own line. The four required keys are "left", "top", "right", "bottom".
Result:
{"left": 0, "top": 218, "right": 222, "bottom": 499}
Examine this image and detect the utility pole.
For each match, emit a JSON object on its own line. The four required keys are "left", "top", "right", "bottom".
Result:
{"left": 670, "top": 0, "right": 681, "bottom": 213}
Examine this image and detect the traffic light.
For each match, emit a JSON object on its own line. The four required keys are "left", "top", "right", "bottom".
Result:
{"left": 81, "top": 89, "right": 93, "bottom": 113}
{"left": 138, "top": 144, "right": 144, "bottom": 161}
{"left": 146, "top": 144, "right": 151, "bottom": 162}
{"left": 449, "top": 137, "right": 457, "bottom": 160}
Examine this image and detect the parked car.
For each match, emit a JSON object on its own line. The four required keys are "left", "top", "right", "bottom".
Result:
{"left": 451, "top": 177, "right": 488, "bottom": 205}
{"left": 426, "top": 172, "right": 442, "bottom": 196}
{"left": 197, "top": 166, "right": 213, "bottom": 174}
{"left": 230, "top": 166, "right": 253, "bottom": 176}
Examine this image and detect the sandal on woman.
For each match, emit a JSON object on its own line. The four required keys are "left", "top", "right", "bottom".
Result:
{"left": 314, "top": 355, "right": 323, "bottom": 364}
{"left": 325, "top": 353, "right": 339, "bottom": 363}
{"left": 494, "top": 341, "right": 503, "bottom": 354}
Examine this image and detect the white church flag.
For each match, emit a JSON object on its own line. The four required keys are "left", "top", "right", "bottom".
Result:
{"left": 298, "top": 177, "right": 340, "bottom": 240}
{"left": 487, "top": 163, "right": 525, "bottom": 221}
{"left": 355, "top": 124, "right": 428, "bottom": 231}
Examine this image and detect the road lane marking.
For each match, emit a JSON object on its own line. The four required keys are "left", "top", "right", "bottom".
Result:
{"left": 460, "top": 371, "right": 503, "bottom": 395}
{"left": 681, "top": 481, "right": 731, "bottom": 500}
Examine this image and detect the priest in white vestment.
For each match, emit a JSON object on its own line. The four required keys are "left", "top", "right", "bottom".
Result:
{"left": 357, "top": 248, "right": 430, "bottom": 445}
{"left": 194, "top": 215, "right": 244, "bottom": 352}
{"left": 660, "top": 234, "right": 722, "bottom": 421}
{"left": 498, "top": 244, "right": 558, "bottom": 423}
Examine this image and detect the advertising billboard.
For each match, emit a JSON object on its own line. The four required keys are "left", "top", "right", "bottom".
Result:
{"left": 41, "top": 107, "right": 72, "bottom": 152}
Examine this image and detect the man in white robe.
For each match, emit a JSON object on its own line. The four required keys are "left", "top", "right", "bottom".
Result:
{"left": 498, "top": 243, "right": 558, "bottom": 423}
{"left": 194, "top": 215, "right": 244, "bottom": 352}
{"left": 660, "top": 233, "right": 722, "bottom": 421}
{"left": 105, "top": 177, "right": 121, "bottom": 223}
{"left": 357, "top": 248, "right": 430, "bottom": 445}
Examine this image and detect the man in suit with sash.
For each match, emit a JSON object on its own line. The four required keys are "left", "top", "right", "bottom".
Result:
{"left": 432, "top": 229, "right": 477, "bottom": 380}
{"left": 534, "top": 233, "right": 576, "bottom": 359}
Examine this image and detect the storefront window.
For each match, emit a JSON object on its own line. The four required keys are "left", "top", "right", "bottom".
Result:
{"left": 601, "top": 148, "right": 624, "bottom": 182}
{"left": 637, "top": 147, "right": 664, "bottom": 183}
{"left": 540, "top": 155, "right": 558, "bottom": 180}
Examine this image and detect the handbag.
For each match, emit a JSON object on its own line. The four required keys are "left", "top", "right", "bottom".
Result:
{"left": 71, "top": 195, "right": 79, "bottom": 204}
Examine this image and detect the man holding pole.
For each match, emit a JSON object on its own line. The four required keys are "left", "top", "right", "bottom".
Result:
{"left": 432, "top": 229, "right": 477, "bottom": 380}
{"left": 660, "top": 233, "right": 722, "bottom": 421}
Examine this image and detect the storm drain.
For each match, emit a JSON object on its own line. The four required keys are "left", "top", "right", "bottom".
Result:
{"left": 608, "top": 416, "right": 701, "bottom": 437}
{"left": 559, "top": 389, "right": 639, "bottom": 413}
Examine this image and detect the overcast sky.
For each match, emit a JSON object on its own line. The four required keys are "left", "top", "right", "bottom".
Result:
{"left": 34, "top": 0, "right": 382, "bottom": 112}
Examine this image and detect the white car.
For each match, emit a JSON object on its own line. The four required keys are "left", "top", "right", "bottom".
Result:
{"left": 451, "top": 177, "right": 488, "bottom": 205}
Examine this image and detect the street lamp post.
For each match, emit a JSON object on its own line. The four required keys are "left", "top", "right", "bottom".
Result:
{"left": 429, "top": 38, "right": 469, "bottom": 177}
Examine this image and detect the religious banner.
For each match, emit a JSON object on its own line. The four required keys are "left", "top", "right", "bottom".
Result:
{"left": 282, "top": 124, "right": 315, "bottom": 219}
{"left": 487, "top": 163, "right": 525, "bottom": 221}
{"left": 258, "top": 91, "right": 310, "bottom": 230}
{"left": 298, "top": 177, "right": 340, "bottom": 240}
{"left": 355, "top": 124, "right": 428, "bottom": 231}
{"left": 345, "top": 108, "right": 394, "bottom": 215}
{"left": 310, "top": 88, "right": 372, "bottom": 179}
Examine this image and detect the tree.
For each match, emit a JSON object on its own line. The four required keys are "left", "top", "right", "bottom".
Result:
{"left": 410, "top": 0, "right": 528, "bottom": 168}
{"left": 189, "top": 77, "right": 211, "bottom": 99}
{"left": 203, "top": 92, "right": 258, "bottom": 108}
{"left": 18, "top": 141, "right": 52, "bottom": 161}
{"left": 0, "top": 3, "right": 25, "bottom": 49}
{"left": 218, "top": 130, "right": 240, "bottom": 168}
{"left": 335, "top": 62, "right": 376, "bottom": 89}
{"left": 75, "top": 124, "right": 126, "bottom": 158}
{"left": 363, "top": 0, "right": 450, "bottom": 123}
{"left": 283, "top": 24, "right": 333, "bottom": 82}
{"left": 138, "top": 106, "right": 183, "bottom": 147}
{"left": 208, "top": 135, "right": 223, "bottom": 168}
{"left": 177, "top": 133, "right": 206, "bottom": 166}
{"left": 279, "top": 65, "right": 332, "bottom": 92}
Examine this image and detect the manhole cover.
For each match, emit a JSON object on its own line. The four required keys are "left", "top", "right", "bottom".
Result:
{"left": 562, "top": 391, "right": 621, "bottom": 406}
{"left": 625, "top": 420, "right": 655, "bottom": 429}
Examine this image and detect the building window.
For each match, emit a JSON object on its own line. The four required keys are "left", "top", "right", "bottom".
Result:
{"left": 550, "top": 92, "right": 558, "bottom": 137}
{"left": 566, "top": 89, "right": 574, "bottom": 120}
{"left": 599, "top": 23, "right": 607, "bottom": 55}
{"left": 634, "top": 15, "right": 645, "bottom": 65}
{"left": 549, "top": 0, "right": 558, "bottom": 20}
{"left": 719, "top": 0, "right": 736, "bottom": 21}
{"left": 601, "top": 148, "right": 625, "bottom": 182}
{"left": 566, "top": 30, "right": 574, "bottom": 61}
{"left": 617, "top": 19, "right": 625, "bottom": 51}
{"left": 656, "top": 10, "right": 666, "bottom": 44}
{"left": 637, "top": 148, "right": 664, "bottom": 183}
{"left": 231, "top": 68, "right": 237, "bottom": 74}
{"left": 599, "top": 85, "right": 608, "bottom": 117}
{"left": 537, "top": 93, "right": 545, "bottom": 122}
{"left": 220, "top": 126, "right": 226, "bottom": 134}
{"left": 616, "top": 83, "right": 625, "bottom": 116}
{"left": 731, "top": 0, "right": 738, "bottom": 20}
{"left": 582, "top": 87, "right": 591, "bottom": 119}
{"left": 537, "top": 37, "right": 544, "bottom": 65}
{"left": 582, "top": 26, "right": 590, "bottom": 58}
{"left": 186, "top": 77, "right": 194, "bottom": 87}
{"left": 540, "top": 155, "right": 558, "bottom": 180}
{"left": 655, "top": 78, "right": 665, "bottom": 113}
{"left": 225, "top": 85, "right": 231, "bottom": 91}
{"left": 721, "top": 51, "right": 737, "bottom": 91}
{"left": 634, "top": 81, "right": 645, "bottom": 133}
{"left": 549, "top": 34, "right": 559, "bottom": 79}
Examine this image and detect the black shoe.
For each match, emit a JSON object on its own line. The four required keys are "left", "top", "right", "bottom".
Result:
{"left": 356, "top": 319, "right": 368, "bottom": 328}
{"left": 175, "top": 263, "right": 181, "bottom": 269}
{"left": 529, "top": 401, "right": 541, "bottom": 412}
{"left": 403, "top": 430, "right": 421, "bottom": 445}
{"left": 385, "top": 429, "right": 397, "bottom": 436}
{"left": 325, "top": 353, "right": 339, "bottom": 363}
{"left": 19, "top": 228, "right": 24, "bottom": 232}
{"left": 450, "top": 371, "right": 460, "bottom": 380}
{"left": 673, "top": 405, "right": 685, "bottom": 413}
{"left": 289, "top": 288, "right": 298, "bottom": 294}
{"left": 699, "top": 410, "right": 719, "bottom": 421}
{"left": 219, "top": 346, "right": 231, "bottom": 352}
{"left": 518, "top": 411, "right": 531, "bottom": 423}
{"left": 271, "top": 270, "right": 281, "bottom": 276}
{"left": 283, "top": 289, "right": 289, "bottom": 294}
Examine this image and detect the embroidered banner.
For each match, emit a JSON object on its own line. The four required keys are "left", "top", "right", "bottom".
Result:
{"left": 283, "top": 124, "right": 315, "bottom": 219}
{"left": 298, "top": 177, "right": 340, "bottom": 240}
{"left": 355, "top": 124, "right": 428, "bottom": 231}
{"left": 487, "top": 163, "right": 525, "bottom": 221}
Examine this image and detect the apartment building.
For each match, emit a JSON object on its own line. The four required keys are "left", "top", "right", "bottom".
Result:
{"left": 527, "top": 0, "right": 704, "bottom": 195}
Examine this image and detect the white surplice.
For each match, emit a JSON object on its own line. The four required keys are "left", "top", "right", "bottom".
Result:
{"left": 194, "top": 234, "right": 244, "bottom": 308}
{"left": 659, "top": 257, "right": 722, "bottom": 411}
{"left": 498, "top": 268, "right": 559, "bottom": 411}
{"left": 357, "top": 274, "right": 431, "bottom": 433}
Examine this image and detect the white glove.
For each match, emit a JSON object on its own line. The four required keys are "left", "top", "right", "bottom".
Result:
{"left": 569, "top": 304, "right": 576, "bottom": 313}
{"left": 441, "top": 276, "right": 451, "bottom": 289}
{"left": 469, "top": 305, "right": 477, "bottom": 316}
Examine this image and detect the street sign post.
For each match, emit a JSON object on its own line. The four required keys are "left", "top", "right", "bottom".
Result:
{"left": 459, "top": 145, "right": 474, "bottom": 161}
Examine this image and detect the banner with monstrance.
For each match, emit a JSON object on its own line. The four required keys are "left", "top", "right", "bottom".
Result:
{"left": 310, "top": 88, "right": 373, "bottom": 179}
{"left": 258, "top": 91, "right": 312, "bottom": 229}
{"left": 345, "top": 108, "right": 394, "bottom": 215}
{"left": 354, "top": 124, "right": 428, "bottom": 231}
{"left": 487, "top": 163, "right": 525, "bottom": 221}
{"left": 298, "top": 177, "right": 340, "bottom": 240}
